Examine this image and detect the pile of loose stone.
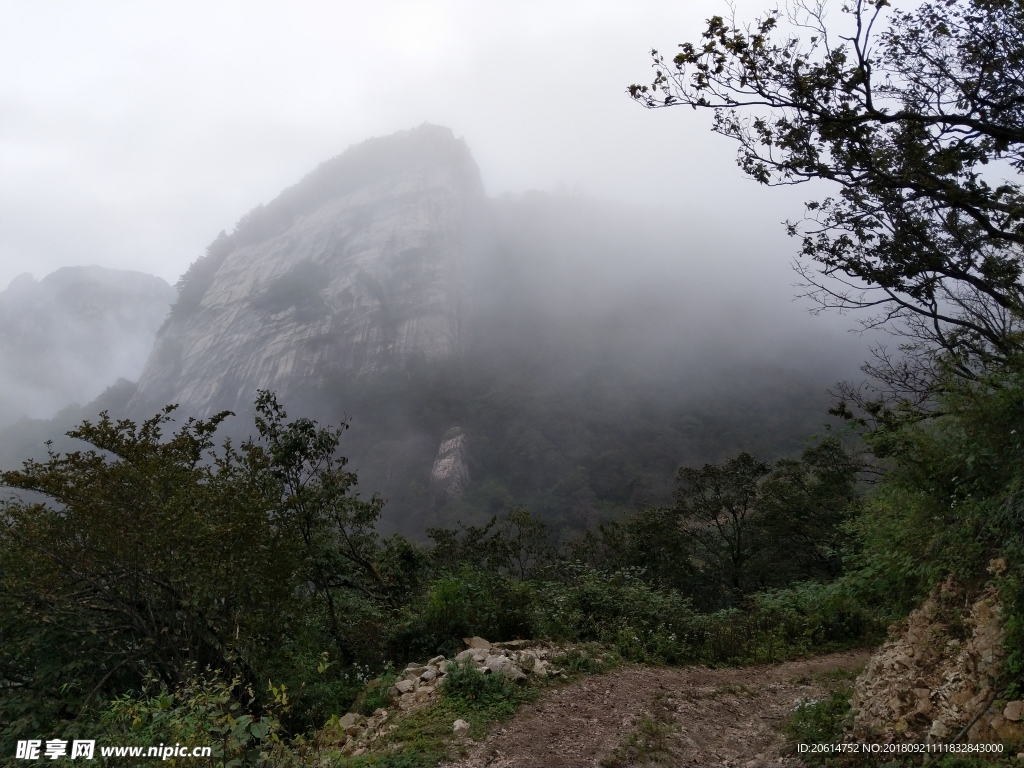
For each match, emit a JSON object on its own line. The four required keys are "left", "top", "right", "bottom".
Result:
{"left": 319, "top": 636, "right": 566, "bottom": 758}
{"left": 851, "top": 567, "right": 1024, "bottom": 746}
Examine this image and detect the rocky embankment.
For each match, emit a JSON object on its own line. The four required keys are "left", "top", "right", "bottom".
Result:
{"left": 851, "top": 562, "right": 1024, "bottom": 746}
{"left": 318, "top": 637, "right": 569, "bottom": 758}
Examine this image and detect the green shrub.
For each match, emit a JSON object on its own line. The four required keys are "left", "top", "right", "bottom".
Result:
{"left": 784, "top": 685, "right": 853, "bottom": 765}
{"left": 0, "top": 393, "right": 393, "bottom": 749}
{"left": 98, "top": 669, "right": 292, "bottom": 767}
{"left": 549, "top": 647, "right": 610, "bottom": 675}
{"left": 533, "top": 565, "right": 698, "bottom": 662}
{"left": 353, "top": 669, "right": 397, "bottom": 716}
{"left": 531, "top": 565, "right": 880, "bottom": 666}
{"left": 392, "top": 569, "right": 536, "bottom": 659}
{"left": 440, "top": 658, "right": 523, "bottom": 716}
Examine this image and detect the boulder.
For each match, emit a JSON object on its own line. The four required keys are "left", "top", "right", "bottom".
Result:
{"left": 485, "top": 654, "right": 526, "bottom": 680}
{"left": 463, "top": 636, "right": 491, "bottom": 650}
{"left": 395, "top": 679, "right": 415, "bottom": 694}
{"left": 494, "top": 639, "right": 531, "bottom": 649}
{"left": 928, "top": 720, "right": 949, "bottom": 739}
{"left": 453, "top": 719, "right": 471, "bottom": 735}
{"left": 1005, "top": 701, "right": 1024, "bottom": 722}
{"left": 338, "top": 713, "right": 364, "bottom": 728}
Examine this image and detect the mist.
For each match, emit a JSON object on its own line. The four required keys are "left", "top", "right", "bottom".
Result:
{"left": 0, "top": 266, "right": 174, "bottom": 427}
{"left": 2, "top": 0, "right": 805, "bottom": 289}
{"left": 0, "top": 118, "right": 877, "bottom": 537}
{"left": 1, "top": 1, "right": 883, "bottom": 531}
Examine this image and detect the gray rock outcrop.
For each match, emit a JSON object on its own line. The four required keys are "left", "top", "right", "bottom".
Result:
{"left": 431, "top": 427, "right": 470, "bottom": 502}
{"left": 130, "top": 125, "right": 486, "bottom": 416}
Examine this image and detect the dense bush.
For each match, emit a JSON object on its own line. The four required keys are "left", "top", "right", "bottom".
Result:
{"left": 439, "top": 658, "right": 523, "bottom": 715}
{"left": 98, "top": 670, "right": 286, "bottom": 766}
{"left": 0, "top": 393, "right": 389, "bottom": 753}
{"left": 390, "top": 569, "right": 536, "bottom": 660}
{"left": 784, "top": 685, "right": 854, "bottom": 764}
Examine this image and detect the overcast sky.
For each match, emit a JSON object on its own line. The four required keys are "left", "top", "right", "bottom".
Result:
{"left": 1, "top": 0, "right": 815, "bottom": 291}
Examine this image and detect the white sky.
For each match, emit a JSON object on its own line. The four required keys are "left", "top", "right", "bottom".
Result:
{"left": 1, "top": 0, "right": 811, "bottom": 290}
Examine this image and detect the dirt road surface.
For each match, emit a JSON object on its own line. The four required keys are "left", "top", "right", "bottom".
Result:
{"left": 445, "top": 650, "right": 870, "bottom": 768}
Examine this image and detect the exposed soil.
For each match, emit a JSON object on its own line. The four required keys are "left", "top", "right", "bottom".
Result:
{"left": 444, "top": 650, "right": 871, "bottom": 768}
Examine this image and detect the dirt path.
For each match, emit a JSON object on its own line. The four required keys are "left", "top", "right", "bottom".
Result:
{"left": 445, "top": 650, "right": 870, "bottom": 768}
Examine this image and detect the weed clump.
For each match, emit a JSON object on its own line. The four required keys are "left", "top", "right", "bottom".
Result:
{"left": 784, "top": 684, "right": 853, "bottom": 765}
{"left": 440, "top": 658, "right": 525, "bottom": 716}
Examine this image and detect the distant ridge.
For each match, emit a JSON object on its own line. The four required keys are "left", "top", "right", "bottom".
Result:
{"left": 0, "top": 266, "right": 174, "bottom": 426}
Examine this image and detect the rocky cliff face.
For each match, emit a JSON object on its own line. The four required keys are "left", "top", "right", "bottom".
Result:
{"left": 852, "top": 564, "right": 1023, "bottom": 746}
{"left": 431, "top": 427, "right": 470, "bottom": 504}
{"left": 131, "top": 125, "right": 485, "bottom": 416}
{"left": 0, "top": 266, "right": 174, "bottom": 425}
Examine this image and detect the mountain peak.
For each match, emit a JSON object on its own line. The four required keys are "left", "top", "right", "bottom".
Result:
{"left": 131, "top": 126, "right": 485, "bottom": 415}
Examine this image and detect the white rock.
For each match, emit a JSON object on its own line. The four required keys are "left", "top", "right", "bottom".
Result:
{"left": 485, "top": 654, "right": 526, "bottom": 680}
{"left": 453, "top": 719, "right": 471, "bottom": 735}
